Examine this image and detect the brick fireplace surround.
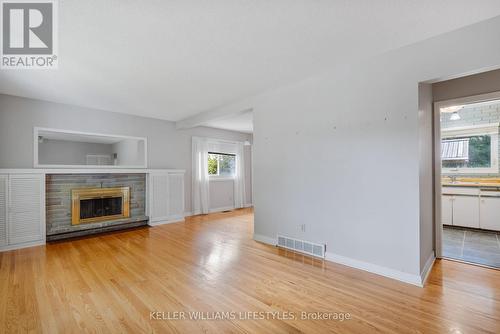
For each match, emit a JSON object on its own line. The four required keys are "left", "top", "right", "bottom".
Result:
{"left": 45, "top": 173, "right": 147, "bottom": 241}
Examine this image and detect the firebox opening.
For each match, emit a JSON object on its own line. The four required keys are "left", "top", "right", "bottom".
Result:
{"left": 71, "top": 187, "right": 130, "bottom": 225}
{"left": 80, "top": 197, "right": 123, "bottom": 220}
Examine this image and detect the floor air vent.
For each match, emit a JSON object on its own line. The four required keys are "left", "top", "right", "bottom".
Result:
{"left": 277, "top": 235, "right": 326, "bottom": 258}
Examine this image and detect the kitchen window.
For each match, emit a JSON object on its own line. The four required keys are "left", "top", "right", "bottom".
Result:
{"left": 441, "top": 124, "right": 499, "bottom": 174}
{"left": 208, "top": 152, "right": 236, "bottom": 178}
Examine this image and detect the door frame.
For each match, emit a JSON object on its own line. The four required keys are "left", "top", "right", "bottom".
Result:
{"left": 433, "top": 90, "right": 500, "bottom": 258}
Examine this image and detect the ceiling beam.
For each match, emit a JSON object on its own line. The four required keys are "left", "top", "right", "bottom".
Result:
{"left": 176, "top": 100, "right": 253, "bottom": 130}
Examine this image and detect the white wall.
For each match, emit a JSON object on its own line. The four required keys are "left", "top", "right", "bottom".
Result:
{"left": 209, "top": 180, "right": 235, "bottom": 211}
{"left": 111, "top": 138, "right": 145, "bottom": 166}
{"left": 39, "top": 139, "right": 114, "bottom": 165}
{"left": 0, "top": 94, "right": 253, "bottom": 213}
{"left": 216, "top": 16, "right": 500, "bottom": 284}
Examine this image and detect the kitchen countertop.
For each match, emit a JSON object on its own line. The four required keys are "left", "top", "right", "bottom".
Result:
{"left": 442, "top": 177, "right": 500, "bottom": 189}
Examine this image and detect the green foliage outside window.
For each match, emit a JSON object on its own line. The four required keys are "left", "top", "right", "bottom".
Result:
{"left": 218, "top": 155, "right": 234, "bottom": 175}
{"left": 208, "top": 155, "right": 218, "bottom": 175}
{"left": 468, "top": 135, "right": 491, "bottom": 167}
{"left": 207, "top": 153, "right": 236, "bottom": 176}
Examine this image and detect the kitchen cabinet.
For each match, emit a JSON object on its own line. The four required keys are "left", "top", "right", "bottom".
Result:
{"left": 479, "top": 192, "right": 500, "bottom": 231}
{"left": 441, "top": 195, "right": 453, "bottom": 226}
{"left": 452, "top": 196, "right": 480, "bottom": 228}
{"left": 442, "top": 187, "right": 480, "bottom": 228}
{"left": 442, "top": 186, "right": 500, "bottom": 231}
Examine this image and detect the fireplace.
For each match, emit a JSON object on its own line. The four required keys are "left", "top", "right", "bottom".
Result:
{"left": 71, "top": 187, "right": 130, "bottom": 225}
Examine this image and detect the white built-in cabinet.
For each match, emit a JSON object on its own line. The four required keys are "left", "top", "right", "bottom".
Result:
{"left": 0, "top": 174, "right": 45, "bottom": 251}
{"left": 442, "top": 187, "right": 500, "bottom": 231}
{"left": 479, "top": 191, "right": 500, "bottom": 231}
{"left": 148, "top": 170, "right": 185, "bottom": 226}
{"left": 452, "top": 196, "right": 480, "bottom": 228}
{"left": 0, "top": 175, "right": 7, "bottom": 247}
{"left": 0, "top": 169, "right": 186, "bottom": 252}
{"left": 441, "top": 195, "right": 453, "bottom": 226}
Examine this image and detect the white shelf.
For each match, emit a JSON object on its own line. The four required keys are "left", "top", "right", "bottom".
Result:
{"left": 0, "top": 168, "right": 185, "bottom": 175}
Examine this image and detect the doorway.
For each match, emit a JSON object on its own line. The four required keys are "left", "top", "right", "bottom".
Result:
{"left": 435, "top": 90, "right": 500, "bottom": 268}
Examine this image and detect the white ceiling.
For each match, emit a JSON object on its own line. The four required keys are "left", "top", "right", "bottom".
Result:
{"left": 2, "top": 1, "right": 500, "bottom": 122}
{"left": 204, "top": 110, "right": 253, "bottom": 133}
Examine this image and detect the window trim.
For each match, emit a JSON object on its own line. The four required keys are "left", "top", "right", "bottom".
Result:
{"left": 208, "top": 151, "right": 236, "bottom": 180}
{"left": 208, "top": 152, "right": 236, "bottom": 157}
{"left": 441, "top": 123, "right": 499, "bottom": 174}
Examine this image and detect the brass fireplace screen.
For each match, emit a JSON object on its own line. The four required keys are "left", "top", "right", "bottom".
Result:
{"left": 71, "top": 187, "right": 130, "bottom": 225}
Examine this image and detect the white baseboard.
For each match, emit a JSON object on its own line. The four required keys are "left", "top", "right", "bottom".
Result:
{"left": 0, "top": 239, "right": 45, "bottom": 252}
{"left": 251, "top": 234, "right": 423, "bottom": 287}
{"left": 189, "top": 207, "right": 236, "bottom": 215}
{"left": 148, "top": 218, "right": 185, "bottom": 226}
{"left": 420, "top": 252, "right": 436, "bottom": 286}
{"left": 325, "top": 252, "right": 423, "bottom": 287}
{"left": 253, "top": 233, "right": 276, "bottom": 246}
{"left": 250, "top": 232, "right": 428, "bottom": 287}
{"left": 186, "top": 205, "right": 252, "bottom": 217}
{"left": 209, "top": 206, "right": 235, "bottom": 213}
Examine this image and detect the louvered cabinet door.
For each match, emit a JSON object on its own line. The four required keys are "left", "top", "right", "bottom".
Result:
{"left": 167, "top": 173, "right": 184, "bottom": 220}
{"left": 8, "top": 174, "right": 45, "bottom": 245}
{"left": 149, "top": 173, "right": 169, "bottom": 223}
{"left": 0, "top": 175, "right": 7, "bottom": 247}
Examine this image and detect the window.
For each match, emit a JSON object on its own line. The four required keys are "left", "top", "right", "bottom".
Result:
{"left": 441, "top": 124, "right": 499, "bottom": 174}
{"left": 442, "top": 136, "right": 490, "bottom": 169}
{"left": 208, "top": 152, "right": 236, "bottom": 177}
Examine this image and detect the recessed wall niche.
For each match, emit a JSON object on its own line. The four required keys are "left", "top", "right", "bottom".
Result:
{"left": 34, "top": 128, "right": 147, "bottom": 168}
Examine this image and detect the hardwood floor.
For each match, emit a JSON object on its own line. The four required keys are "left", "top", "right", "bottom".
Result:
{"left": 1, "top": 208, "right": 500, "bottom": 333}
